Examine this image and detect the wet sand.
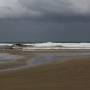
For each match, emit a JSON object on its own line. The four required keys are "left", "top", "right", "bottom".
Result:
{"left": 0, "top": 50, "right": 90, "bottom": 72}
{"left": 0, "top": 50, "right": 90, "bottom": 90}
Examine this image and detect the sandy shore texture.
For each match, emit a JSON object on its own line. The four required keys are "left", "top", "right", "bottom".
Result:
{"left": 0, "top": 50, "right": 90, "bottom": 90}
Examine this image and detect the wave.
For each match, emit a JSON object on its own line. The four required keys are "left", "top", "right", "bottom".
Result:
{"left": 1, "top": 42, "right": 90, "bottom": 49}
{"left": 21, "top": 42, "right": 90, "bottom": 50}
{"left": 0, "top": 43, "right": 13, "bottom": 46}
{"left": 24, "top": 42, "right": 90, "bottom": 48}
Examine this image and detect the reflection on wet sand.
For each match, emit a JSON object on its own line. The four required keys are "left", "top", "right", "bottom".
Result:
{"left": 0, "top": 53, "right": 22, "bottom": 63}
{"left": 0, "top": 51, "right": 90, "bottom": 72}
{"left": 30, "top": 52, "right": 90, "bottom": 66}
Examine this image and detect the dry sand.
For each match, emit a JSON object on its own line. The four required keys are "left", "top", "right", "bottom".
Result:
{"left": 0, "top": 50, "right": 90, "bottom": 90}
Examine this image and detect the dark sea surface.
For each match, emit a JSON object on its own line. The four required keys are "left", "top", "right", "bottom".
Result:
{"left": 0, "top": 19, "right": 90, "bottom": 42}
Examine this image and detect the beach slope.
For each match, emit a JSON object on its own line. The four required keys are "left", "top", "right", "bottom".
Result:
{"left": 0, "top": 57, "right": 90, "bottom": 90}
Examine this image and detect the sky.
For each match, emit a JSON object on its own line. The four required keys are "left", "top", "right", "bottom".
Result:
{"left": 0, "top": 0, "right": 90, "bottom": 42}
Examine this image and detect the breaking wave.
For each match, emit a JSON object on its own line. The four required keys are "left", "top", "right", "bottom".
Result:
{"left": 21, "top": 42, "right": 90, "bottom": 50}
{"left": 1, "top": 42, "right": 90, "bottom": 49}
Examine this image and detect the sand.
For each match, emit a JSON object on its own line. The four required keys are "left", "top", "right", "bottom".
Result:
{"left": 0, "top": 50, "right": 90, "bottom": 90}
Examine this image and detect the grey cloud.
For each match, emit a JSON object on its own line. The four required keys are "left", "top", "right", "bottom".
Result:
{"left": 17, "top": 0, "right": 90, "bottom": 16}
{"left": 19, "top": 0, "right": 75, "bottom": 14}
{"left": 0, "top": 0, "right": 90, "bottom": 18}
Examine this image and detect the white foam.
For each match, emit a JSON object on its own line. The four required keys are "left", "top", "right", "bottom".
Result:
{"left": 23, "top": 42, "right": 90, "bottom": 50}
{"left": 0, "top": 42, "right": 90, "bottom": 50}
{"left": 24, "top": 42, "right": 90, "bottom": 48}
{"left": 0, "top": 43, "right": 13, "bottom": 46}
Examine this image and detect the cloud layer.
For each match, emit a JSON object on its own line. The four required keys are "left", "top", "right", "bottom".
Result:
{"left": 0, "top": 0, "right": 90, "bottom": 18}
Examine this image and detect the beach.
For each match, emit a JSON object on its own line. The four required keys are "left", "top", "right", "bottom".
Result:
{"left": 0, "top": 49, "right": 90, "bottom": 90}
